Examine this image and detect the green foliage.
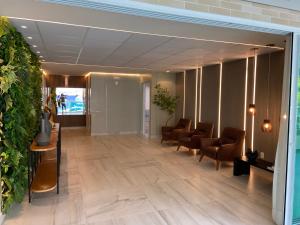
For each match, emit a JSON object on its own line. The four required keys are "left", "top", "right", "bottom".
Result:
{"left": 153, "top": 83, "right": 178, "bottom": 125}
{"left": 0, "top": 16, "right": 42, "bottom": 213}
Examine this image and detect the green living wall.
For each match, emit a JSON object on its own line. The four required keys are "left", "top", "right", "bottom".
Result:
{"left": 0, "top": 17, "right": 42, "bottom": 212}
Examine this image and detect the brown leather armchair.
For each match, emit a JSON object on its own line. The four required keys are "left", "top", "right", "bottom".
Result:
{"left": 176, "top": 122, "right": 214, "bottom": 151}
{"left": 161, "top": 118, "right": 191, "bottom": 143}
{"left": 199, "top": 127, "right": 245, "bottom": 170}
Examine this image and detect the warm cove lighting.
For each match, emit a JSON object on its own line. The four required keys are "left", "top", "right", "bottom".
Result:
{"left": 194, "top": 68, "right": 198, "bottom": 129}
{"left": 183, "top": 71, "right": 186, "bottom": 118}
{"left": 84, "top": 72, "right": 149, "bottom": 77}
{"left": 243, "top": 58, "right": 249, "bottom": 155}
{"left": 251, "top": 52, "right": 258, "bottom": 151}
{"left": 218, "top": 63, "right": 223, "bottom": 138}
{"left": 198, "top": 67, "right": 203, "bottom": 122}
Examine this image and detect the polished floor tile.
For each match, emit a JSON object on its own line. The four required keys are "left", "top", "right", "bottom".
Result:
{"left": 4, "top": 128, "right": 275, "bottom": 225}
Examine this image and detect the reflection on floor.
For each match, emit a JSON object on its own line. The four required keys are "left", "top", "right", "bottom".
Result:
{"left": 4, "top": 128, "right": 275, "bottom": 225}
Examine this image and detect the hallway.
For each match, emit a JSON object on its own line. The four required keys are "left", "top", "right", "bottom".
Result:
{"left": 4, "top": 129, "right": 274, "bottom": 225}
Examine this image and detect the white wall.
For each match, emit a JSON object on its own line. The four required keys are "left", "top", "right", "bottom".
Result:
{"left": 150, "top": 72, "right": 177, "bottom": 138}
{"left": 90, "top": 74, "right": 142, "bottom": 135}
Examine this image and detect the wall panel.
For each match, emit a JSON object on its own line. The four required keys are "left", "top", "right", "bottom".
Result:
{"left": 201, "top": 64, "right": 221, "bottom": 137}
{"left": 221, "top": 59, "right": 246, "bottom": 132}
{"left": 185, "top": 69, "right": 197, "bottom": 127}
{"left": 175, "top": 72, "right": 184, "bottom": 122}
{"left": 254, "top": 52, "right": 284, "bottom": 162}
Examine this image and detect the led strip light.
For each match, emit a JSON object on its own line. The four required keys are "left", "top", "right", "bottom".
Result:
{"left": 183, "top": 71, "right": 186, "bottom": 118}
{"left": 198, "top": 67, "right": 203, "bottom": 122}
{"left": 194, "top": 68, "right": 198, "bottom": 129}
{"left": 218, "top": 63, "right": 223, "bottom": 138}
{"left": 243, "top": 58, "right": 249, "bottom": 155}
{"left": 251, "top": 55, "right": 258, "bottom": 151}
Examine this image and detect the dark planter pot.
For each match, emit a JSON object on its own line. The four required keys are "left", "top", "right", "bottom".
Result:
{"left": 246, "top": 149, "right": 258, "bottom": 164}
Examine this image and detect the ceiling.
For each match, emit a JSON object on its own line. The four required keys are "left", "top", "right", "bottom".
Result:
{"left": 10, "top": 16, "right": 286, "bottom": 75}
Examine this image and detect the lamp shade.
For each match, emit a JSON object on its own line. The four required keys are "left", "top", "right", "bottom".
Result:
{"left": 248, "top": 104, "right": 256, "bottom": 115}
{"left": 261, "top": 119, "right": 272, "bottom": 132}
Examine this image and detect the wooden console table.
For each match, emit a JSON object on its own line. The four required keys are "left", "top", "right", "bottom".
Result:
{"left": 28, "top": 123, "right": 61, "bottom": 202}
{"left": 233, "top": 156, "right": 274, "bottom": 176}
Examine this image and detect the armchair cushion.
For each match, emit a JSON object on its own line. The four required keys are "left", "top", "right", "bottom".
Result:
{"left": 161, "top": 118, "right": 192, "bottom": 142}
{"left": 199, "top": 127, "right": 245, "bottom": 166}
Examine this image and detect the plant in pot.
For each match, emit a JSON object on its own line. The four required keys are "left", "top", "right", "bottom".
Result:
{"left": 153, "top": 84, "right": 178, "bottom": 126}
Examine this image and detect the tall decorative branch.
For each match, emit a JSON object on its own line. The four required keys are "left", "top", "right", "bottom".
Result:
{"left": 153, "top": 84, "right": 178, "bottom": 126}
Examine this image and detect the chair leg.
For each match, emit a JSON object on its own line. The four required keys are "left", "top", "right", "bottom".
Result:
{"left": 216, "top": 161, "right": 220, "bottom": 170}
{"left": 176, "top": 145, "right": 181, "bottom": 151}
{"left": 199, "top": 153, "right": 205, "bottom": 162}
{"left": 161, "top": 138, "right": 163, "bottom": 144}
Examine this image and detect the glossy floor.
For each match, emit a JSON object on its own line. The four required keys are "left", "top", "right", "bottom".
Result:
{"left": 4, "top": 128, "right": 275, "bottom": 225}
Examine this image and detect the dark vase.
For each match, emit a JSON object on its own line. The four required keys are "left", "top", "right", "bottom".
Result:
{"left": 43, "top": 111, "right": 52, "bottom": 136}
{"left": 246, "top": 149, "right": 258, "bottom": 163}
{"left": 36, "top": 117, "right": 50, "bottom": 146}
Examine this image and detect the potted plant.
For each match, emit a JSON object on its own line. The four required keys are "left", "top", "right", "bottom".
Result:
{"left": 153, "top": 84, "right": 178, "bottom": 126}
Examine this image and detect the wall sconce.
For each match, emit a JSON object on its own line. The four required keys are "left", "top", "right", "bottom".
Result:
{"left": 261, "top": 119, "right": 272, "bottom": 132}
{"left": 248, "top": 104, "right": 256, "bottom": 115}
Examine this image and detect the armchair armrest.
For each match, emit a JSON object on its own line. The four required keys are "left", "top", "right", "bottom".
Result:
{"left": 178, "top": 131, "right": 194, "bottom": 139}
{"left": 217, "top": 143, "right": 237, "bottom": 159}
{"left": 191, "top": 134, "right": 206, "bottom": 143}
{"left": 200, "top": 138, "right": 219, "bottom": 148}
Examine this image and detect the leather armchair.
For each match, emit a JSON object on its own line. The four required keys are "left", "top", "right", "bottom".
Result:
{"left": 176, "top": 122, "right": 214, "bottom": 151}
{"left": 199, "top": 127, "right": 245, "bottom": 170}
{"left": 161, "top": 118, "right": 191, "bottom": 143}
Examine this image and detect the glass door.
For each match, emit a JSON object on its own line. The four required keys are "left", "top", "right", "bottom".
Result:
{"left": 293, "top": 57, "right": 300, "bottom": 224}
{"left": 285, "top": 33, "right": 300, "bottom": 225}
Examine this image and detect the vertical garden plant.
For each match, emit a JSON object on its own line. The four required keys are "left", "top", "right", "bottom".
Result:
{"left": 0, "top": 17, "right": 42, "bottom": 212}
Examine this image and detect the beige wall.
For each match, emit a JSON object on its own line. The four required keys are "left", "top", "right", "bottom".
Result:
{"left": 150, "top": 72, "right": 177, "bottom": 138}
{"left": 176, "top": 51, "right": 284, "bottom": 162}
{"left": 132, "top": 0, "right": 300, "bottom": 27}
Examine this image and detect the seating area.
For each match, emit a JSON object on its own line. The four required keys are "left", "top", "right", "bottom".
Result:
{"left": 161, "top": 118, "right": 245, "bottom": 170}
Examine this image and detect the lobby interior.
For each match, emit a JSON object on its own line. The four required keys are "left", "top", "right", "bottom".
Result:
{"left": 0, "top": 1, "right": 298, "bottom": 225}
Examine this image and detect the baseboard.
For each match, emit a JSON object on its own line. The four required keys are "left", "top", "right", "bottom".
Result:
{"left": 0, "top": 213, "right": 5, "bottom": 225}
{"left": 61, "top": 126, "right": 86, "bottom": 130}
{"left": 91, "top": 131, "right": 138, "bottom": 136}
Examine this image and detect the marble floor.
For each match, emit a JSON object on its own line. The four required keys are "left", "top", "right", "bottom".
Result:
{"left": 4, "top": 128, "right": 275, "bottom": 225}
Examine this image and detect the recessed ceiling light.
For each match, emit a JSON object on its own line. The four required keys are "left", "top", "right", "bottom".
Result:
{"left": 32, "top": 45, "right": 37, "bottom": 48}
{"left": 21, "top": 25, "right": 27, "bottom": 29}
{"left": 36, "top": 51, "right": 40, "bottom": 54}
{"left": 166, "top": 70, "right": 170, "bottom": 73}
{"left": 42, "top": 60, "right": 46, "bottom": 62}
{"left": 39, "top": 56, "right": 44, "bottom": 58}
{"left": 27, "top": 36, "right": 32, "bottom": 40}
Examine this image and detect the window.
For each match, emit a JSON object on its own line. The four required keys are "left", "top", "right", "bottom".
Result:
{"left": 293, "top": 78, "right": 300, "bottom": 224}
{"left": 56, "top": 88, "right": 86, "bottom": 115}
